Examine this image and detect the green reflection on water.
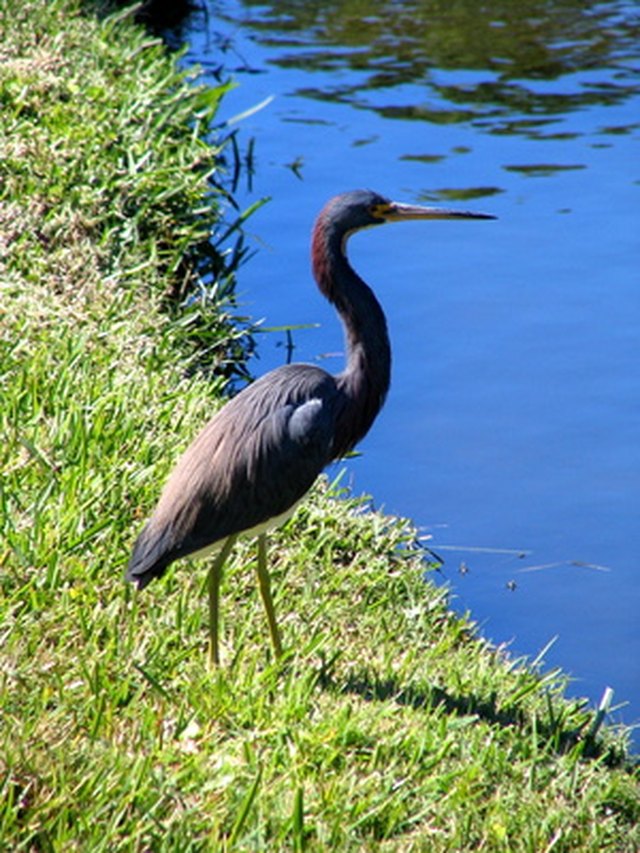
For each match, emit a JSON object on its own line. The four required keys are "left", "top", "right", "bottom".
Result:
{"left": 230, "top": 0, "right": 640, "bottom": 137}
{"left": 503, "top": 163, "right": 587, "bottom": 177}
{"left": 421, "top": 186, "right": 505, "bottom": 202}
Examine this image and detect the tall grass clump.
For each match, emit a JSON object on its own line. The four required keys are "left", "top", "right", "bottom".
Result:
{"left": 1, "top": 1, "right": 639, "bottom": 850}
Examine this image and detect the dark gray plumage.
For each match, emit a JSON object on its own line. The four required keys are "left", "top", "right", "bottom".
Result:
{"left": 128, "top": 366, "right": 337, "bottom": 589}
{"left": 126, "top": 189, "right": 494, "bottom": 663}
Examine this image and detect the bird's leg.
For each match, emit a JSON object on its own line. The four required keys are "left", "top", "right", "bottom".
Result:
{"left": 256, "top": 533, "right": 283, "bottom": 659}
{"left": 207, "top": 534, "right": 237, "bottom": 666}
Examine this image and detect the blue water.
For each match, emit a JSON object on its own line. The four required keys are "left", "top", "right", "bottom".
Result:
{"left": 180, "top": 1, "right": 640, "bottom": 743}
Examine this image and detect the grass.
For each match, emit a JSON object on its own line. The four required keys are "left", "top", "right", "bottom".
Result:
{"left": 1, "top": 1, "right": 639, "bottom": 850}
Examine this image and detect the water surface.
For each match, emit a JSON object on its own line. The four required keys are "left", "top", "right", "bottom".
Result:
{"left": 181, "top": 0, "right": 639, "bottom": 741}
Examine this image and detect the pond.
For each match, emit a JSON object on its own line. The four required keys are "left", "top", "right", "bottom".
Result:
{"left": 178, "top": 0, "right": 639, "bottom": 744}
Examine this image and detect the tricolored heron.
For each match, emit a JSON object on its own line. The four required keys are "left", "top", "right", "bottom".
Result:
{"left": 126, "top": 189, "right": 494, "bottom": 664}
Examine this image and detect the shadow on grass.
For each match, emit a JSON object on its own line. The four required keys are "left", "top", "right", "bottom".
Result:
{"left": 316, "top": 661, "right": 632, "bottom": 770}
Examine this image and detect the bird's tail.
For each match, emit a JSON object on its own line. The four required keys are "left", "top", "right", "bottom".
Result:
{"left": 125, "top": 521, "right": 173, "bottom": 589}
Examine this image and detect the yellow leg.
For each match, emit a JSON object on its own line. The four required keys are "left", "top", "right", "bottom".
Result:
{"left": 256, "top": 533, "right": 283, "bottom": 659}
{"left": 207, "top": 535, "right": 237, "bottom": 666}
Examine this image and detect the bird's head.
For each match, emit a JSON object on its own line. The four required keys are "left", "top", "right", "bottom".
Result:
{"left": 321, "top": 189, "right": 496, "bottom": 235}
{"left": 312, "top": 189, "right": 495, "bottom": 302}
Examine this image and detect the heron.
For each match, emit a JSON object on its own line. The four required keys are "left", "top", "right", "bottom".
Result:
{"left": 126, "top": 189, "right": 494, "bottom": 664}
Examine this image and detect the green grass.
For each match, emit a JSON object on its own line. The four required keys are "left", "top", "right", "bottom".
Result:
{"left": 1, "top": 1, "right": 639, "bottom": 850}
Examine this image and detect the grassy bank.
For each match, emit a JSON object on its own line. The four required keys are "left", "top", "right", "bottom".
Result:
{"left": 1, "top": 1, "right": 639, "bottom": 850}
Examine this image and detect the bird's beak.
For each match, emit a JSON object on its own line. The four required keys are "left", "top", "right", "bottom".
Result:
{"left": 375, "top": 201, "right": 496, "bottom": 222}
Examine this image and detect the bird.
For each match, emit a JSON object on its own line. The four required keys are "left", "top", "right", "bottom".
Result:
{"left": 126, "top": 189, "right": 495, "bottom": 664}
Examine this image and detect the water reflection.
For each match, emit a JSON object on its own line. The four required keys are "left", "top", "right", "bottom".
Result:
{"left": 223, "top": 0, "right": 640, "bottom": 137}
{"left": 503, "top": 163, "right": 586, "bottom": 177}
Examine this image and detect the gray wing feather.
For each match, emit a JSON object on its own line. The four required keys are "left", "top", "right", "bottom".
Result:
{"left": 126, "top": 365, "right": 339, "bottom": 587}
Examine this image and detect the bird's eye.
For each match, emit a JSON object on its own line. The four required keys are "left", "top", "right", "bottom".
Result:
{"left": 370, "top": 203, "right": 391, "bottom": 220}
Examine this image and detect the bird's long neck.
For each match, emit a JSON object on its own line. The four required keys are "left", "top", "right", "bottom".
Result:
{"left": 312, "top": 217, "right": 391, "bottom": 458}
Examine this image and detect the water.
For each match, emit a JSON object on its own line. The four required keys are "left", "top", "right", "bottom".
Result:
{"left": 178, "top": 0, "right": 639, "bottom": 742}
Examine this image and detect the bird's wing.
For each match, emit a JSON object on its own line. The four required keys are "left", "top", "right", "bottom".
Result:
{"left": 126, "top": 367, "right": 338, "bottom": 587}
{"left": 239, "top": 395, "right": 334, "bottom": 522}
